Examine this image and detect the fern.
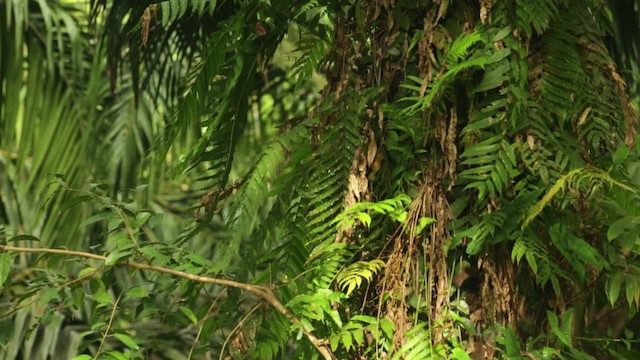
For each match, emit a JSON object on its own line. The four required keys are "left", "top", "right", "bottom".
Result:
{"left": 390, "top": 323, "right": 435, "bottom": 360}
{"left": 524, "top": 166, "right": 638, "bottom": 227}
{"left": 337, "top": 259, "right": 385, "bottom": 297}
{"left": 400, "top": 30, "right": 511, "bottom": 116}
{"left": 158, "top": 0, "right": 217, "bottom": 25}
{"left": 515, "top": 0, "right": 562, "bottom": 36}
{"left": 460, "top": 137, "right": 519, "bottom": 201}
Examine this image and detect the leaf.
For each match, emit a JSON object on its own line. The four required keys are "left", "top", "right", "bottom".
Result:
{"left": 92, "top": 289, "right": 113, "bottom": 304}
{"left": 7, "top": 234, "right": 40, "bottom": 242}
{"left": 625, "top": 276, "right": 638, "bottom": 307}
{"left": 612, "top": 146, "right": 629, "bottom": 165}
{"left": 80, "top": 212, "right": 114, "bottom": 228}
{"left": 104, "top": 351, "right": 127, "bottom": 360}
{"left": 78, "top": 267, "right": 97, "bottom": 277}
{"left": 60, "top": 195, "right": 92, "bottom": 212}
{"left": 608, "top": 216, "right": 634, "bottom": 241}
{"left": 451, "top": 348, "right": 473, "bottom": 360}
{"left": 0, "top": 318, "right": 13, "bottom": 348}
{"left": 39, "top": 287, "right": 61, "bottom": 304}
{"left": 0, "top": 253, "right": 12, "bottom": 286}
{"left": 607, "top": 272, "right": 624, "bottom": 306}
{"left": 179, "top": 306, "right": 198, "bottom": 325}
{"left": 161, "top": 1, "right": 171, "bottom": 26}
{"left": 128, "top": 286, "right": 149, "bottom": 298}
{"left": 547, "top": 311, "right": 571, "bottom": 347}
{"left": 71, "top": 356, "right": 93, "bottom": 360}
{"left": 341, "top": 332, "right": 353, "bottom": 351}
{"left": 113, "top": 332, "right": 140, "bottom": 350}
{"left": 72, "top": 286, "right": 85, "bottom": 309}
{"left": 105, "top": 250, "right": 133, "bottom": 266}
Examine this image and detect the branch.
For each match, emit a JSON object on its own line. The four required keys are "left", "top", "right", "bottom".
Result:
{"left": 0, "top": 244, "right": 336, "bottom": 360}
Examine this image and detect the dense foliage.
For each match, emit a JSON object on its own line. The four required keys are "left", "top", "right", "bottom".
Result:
{"left": 1, "top": 0, "right": 640, "bottom": 359}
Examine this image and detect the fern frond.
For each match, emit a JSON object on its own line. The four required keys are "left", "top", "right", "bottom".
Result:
{"left": 304, "top": 89, "right": 370, "bottom": 247}
{"left": 212, "top": 119, "right": 316, "bottom": 271}
{"left": 158, "top": 0, "right": 217, "bottom": 25}
{"left": 515, "top": 0, "right": 561, "bottom": 35}
{"left": 523, "top": 166, "right": 639, "bottom": 227}
{"left": 400, "top": 30, "right": 511, "bottom": 116}
{"left": 391, "top": 323, "right": 434, "bottom": 360}
{"left": 460, "top": 136, "right": 518, "bottom": 201}
{"left": 337, "top": 259, "right": 385, "bottom": 297}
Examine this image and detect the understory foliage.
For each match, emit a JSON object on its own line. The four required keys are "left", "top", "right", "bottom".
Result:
{"left": 2, "top": 0, "right": 640, "bottom": 359}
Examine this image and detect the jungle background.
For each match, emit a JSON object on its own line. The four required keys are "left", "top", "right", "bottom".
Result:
{"left": 1, "top": 0, "right": 640, "bottom": 359}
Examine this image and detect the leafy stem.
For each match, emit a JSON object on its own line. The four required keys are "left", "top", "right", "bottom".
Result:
{"left": 0, "top": 244, "right": 336, "bottom": 360}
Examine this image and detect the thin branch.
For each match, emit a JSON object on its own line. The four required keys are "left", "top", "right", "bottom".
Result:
{"left": 94, "top": 291, "right": 123, "bottom": 360}
{"left": 0, "top": 244, "right": 336, "bottom": 360}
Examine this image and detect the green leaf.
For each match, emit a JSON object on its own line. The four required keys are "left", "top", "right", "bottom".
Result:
{"left": 0, "top": 253, "right": 12, "bottom": 286}
{"left": 608, "top": 216, "right": 633, "bottom": 241}
{"left": 625, "top": 276, "right": 638, "bottom": 307}
{"left": 71, "top": 355, "right": 93, "bottom": 360}
{"left": 330, "top": 335, "right": 340, "bottom": 351}
{"left": 161, "top": 2, "right": 170, "bottom": 26}
{"left": 0, "top": 318, "right": 13, "bottom": 348}
{"left": 607, "top": 272, "right": 624, "bottom": 306}
{"left": 92, "top": 289, "right": 113, "bottom": 304}
{"left": 113, "top": 332, "right": 139, "bottom": 350}
{"left": 451, "top": 348, "right": 473, "bottom": 360}
{"left": 78, "top": 267, "right": 97, "bottom": 277}
{"left": 178, "top": 0, "right": 189, "bottom": 18}
{"left": 7, "top": 234, "right": 40, "bottom": 242}
{"left": 80, "top": 212, "right": 114, "bottom": 228}
{"left": 128, "top": 286, "right": 149, "bottom": 298}
{"left": 72, "top": 286, "right": 85, "bottom": 309}
{"left": 105, "top": 351, "right": 127, "bottom": 360}
{"left": 497, "top": 326, "right": 521, "bottom": 358}
{"left": 105, "top": 250, "right": 133, "bottom": 266}
{"left": 613, "top": 146, "right": 629, "bottom": 165}
{"left": 547, "top": 311, "right": 571, "bottom": 347}
{"left": 179, "top": 305, "right": 198, "bottom": 325}
{"left": 341, "top": 332, "right": 353, "bottom": 351}
{"left": 61, "top": 195, "right": 92, "bottom": 212}
{"left": 39, "top": 287, "right": 61, "bottom": 304}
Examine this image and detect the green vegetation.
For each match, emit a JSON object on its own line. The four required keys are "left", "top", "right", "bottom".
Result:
{"left": 1, "top": 0, "right": 640, "bottom": 359}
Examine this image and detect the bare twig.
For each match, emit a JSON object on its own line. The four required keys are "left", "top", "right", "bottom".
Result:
{"left": 0, "top": 244, "right": 336, "bottom": 360}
